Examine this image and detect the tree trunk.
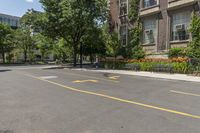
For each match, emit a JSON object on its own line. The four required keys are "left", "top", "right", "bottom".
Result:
{"left": 114, "top": 54, "right": 117, "bottom": 69}
{"left": 41, "top": 52, "right": 45, "bottom": 62}
{"left": 24, "top": 51, "right": 27, "bottom": 63}
{"left": 90, "top": 54, "right": 93, "bottom": 64}
{"left": 0, "top": 46, "right": 5, "bottom": 63}
{"left": 2, "top": 52, "right": 5, "bottom": 64}
{"left": 73, "top": 45, "right": 77, "bottom": 67}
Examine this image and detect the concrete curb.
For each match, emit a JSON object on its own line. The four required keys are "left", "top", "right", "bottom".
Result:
{"left": 72, "top": 68, "right": 200, "bottom": 83}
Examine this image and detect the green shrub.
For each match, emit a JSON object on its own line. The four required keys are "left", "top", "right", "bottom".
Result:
{"left": 186, "top": 12, "right": 200, "bottom": 58}
{"left": 101, "top": 61, "right": 125, "bottom": 69}
{"left": 132, "top": 45, "right": 145, "bottom": 59}
{"left": 168, "top": 47, "right": 186, "bottom": 58}
{"left": 172, "top": 62, "right": 189, "bottom": 74}
{"left": 129, "top": 62, "right": 189, "bottom": 74}
{"left": 101, "top": 60, "right": 190, "bottom": 74}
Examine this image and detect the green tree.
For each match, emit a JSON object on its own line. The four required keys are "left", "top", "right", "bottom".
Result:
{"left": 33, "top": 34, "right": 52, "bottom": 61}
{"left": 128, "top": 0, "right": 140, "bottom": 22}
{"left": 40, "top": 0, "right": 108, "bottom": 66}
{"left": 53, "top": 38, "right": 72, "bottom": 63}
{"left": 21, "top": 9, "right": 46, "bottom": 33}
{"left": 4, "top": 32, "right": 15, "bottom": 63}
{"left": 19, "top": 9, "right": 51, "bottom": 63}
{"left": 82, "top": 26, "right": 106, "bottom": 63}
{"left": 14, "top": 28, "right": 35, "bottom": 63}
{"left": 0, "top": 24, "right": 13, "bottom": 63}
{"left": 125, "top": 0, "right": 145, "bottom": 59}
{"left": 105, "top": 31, "right": 121, "bottom": 59}
{"left": 187, "top": 12, "right": 200, "bottom": 58}
{"left": 102, "top": 24, "right": 121, "bottom": 64}
{"left": 128, "top": 19, "right": 145, "bottom": 59}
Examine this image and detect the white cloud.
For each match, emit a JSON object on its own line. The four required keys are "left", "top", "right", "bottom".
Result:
{"left": 25, "top": 0, "right": 34, "bottom": 3}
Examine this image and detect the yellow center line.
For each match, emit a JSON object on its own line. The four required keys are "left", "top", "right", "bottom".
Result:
{"left": 170, "top": 90, "right": 200, "bottom": 97}
{"left": 24, "top": 73, "right": 200, "bottom": 119}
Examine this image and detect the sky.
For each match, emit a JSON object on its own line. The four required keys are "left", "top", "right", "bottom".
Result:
{"left": 0, "top": 0, "right": 43, "bottom": 17}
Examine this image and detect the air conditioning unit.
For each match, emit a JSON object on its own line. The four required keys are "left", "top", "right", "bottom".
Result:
{"left": 145, "top": 29, "right": 153, "bottom": 35}
{"left": 175, "top": 24, "right": 185, "bottom": 31}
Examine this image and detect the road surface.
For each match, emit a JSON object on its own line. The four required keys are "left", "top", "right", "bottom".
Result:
{"left": 0, "top": 66, "right": 200, "bottom": 133}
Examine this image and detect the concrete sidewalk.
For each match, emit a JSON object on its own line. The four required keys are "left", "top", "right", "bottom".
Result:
{"left": 73, "top": 68, "right": 200, "bottom": 83}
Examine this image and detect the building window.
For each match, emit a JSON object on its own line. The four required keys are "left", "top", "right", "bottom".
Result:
{"left": 171, "top": 11, "right": 191, "bottom": 41}
{"left": 143, "top": 0, "right": 157, "bottom": 8}
{"left": 3, "top": 17, "right": 7, "bottom": 23}
{"left": 119, "top": 0, "right": 128, "bottom": 16}
{"left": 120, "top": 16, "right": 127, "bottom": 25}
{"left": 143, "top": 18, "right": 157, "bottom": 44}
{"left": 120, "top": 25, "right": 128, "bottom": 46}
{"left": 7, "top": 18, "right": 11, "bottom": 25}
{"left": 16, "top": 21, "right": 19, "bottom": 27}
{"left": 11, "top": 19, "right": 15, "bottom": 26}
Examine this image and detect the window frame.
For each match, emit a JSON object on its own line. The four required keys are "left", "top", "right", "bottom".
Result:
{"left": 142, "top": 17, "right": 157, "bottom": 45}
{"left": 170, "top": 11, "right": 191, "bottom": 42}
{"left": 143, "top": 0, "right": 158, "bottom": 9}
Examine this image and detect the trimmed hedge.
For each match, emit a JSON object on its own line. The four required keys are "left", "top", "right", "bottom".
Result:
{"left": 168, "top": 47, "right": 186, "bottom": 58}
{"left": 100, "top": 61, "right": 126, "bottom": 69}
{"left": 100, "top": 60, "right": 190, "bottom": 74}
{"left": 128, "top": 62, "right": 189, "bottom": 74}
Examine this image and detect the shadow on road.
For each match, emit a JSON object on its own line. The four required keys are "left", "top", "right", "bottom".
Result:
{"left": 103, "top": 73, "right": 112, "bottom": 77}
{"left": 0, "top": 69, "right": 11, "bottom": 72}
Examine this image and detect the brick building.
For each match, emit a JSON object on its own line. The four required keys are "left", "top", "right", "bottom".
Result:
{"left": 108, "top": 0, "right": 200, "bottom": 57}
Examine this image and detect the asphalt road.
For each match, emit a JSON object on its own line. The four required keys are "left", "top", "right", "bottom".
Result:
{"left": 0, "top": 66, "right": 200, "bottom": 133}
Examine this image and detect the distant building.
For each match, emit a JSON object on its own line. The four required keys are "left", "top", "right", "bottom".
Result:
{"left": 108, "top": 0, "right": 200, "bottom": 58}
{"left": 0, "top": 13, "right": 20, "bottom": 28}
{"left": 0, "top": 12, "right": 54, "bottom": 63}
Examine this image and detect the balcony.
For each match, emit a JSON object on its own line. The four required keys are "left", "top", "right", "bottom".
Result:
{"left": 168, "top": 0, "right": 197, "bottom": 10}
{"left": 139, "top": 0, "right": 160, "bottom": 17}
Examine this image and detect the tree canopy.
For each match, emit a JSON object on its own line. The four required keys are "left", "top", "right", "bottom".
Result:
{"left": 187, "top": 12, "right": 200, "bottom": 58}
{"left": 40, "top": 0, "right": 108, "bottom": 66}
{"left": 0, "top": 24, "right": 13, "bottom": 63}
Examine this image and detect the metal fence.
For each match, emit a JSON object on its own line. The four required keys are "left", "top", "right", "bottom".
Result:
{"left": 189, "top": 58, "right": 200, "bottom": 70}
{"left": 188, "top": 58, "right": 200, "bottom": 72}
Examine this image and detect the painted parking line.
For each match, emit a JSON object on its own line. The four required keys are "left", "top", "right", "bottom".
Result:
{"left": 170, "top": 90, "right": 200, "bottom": 97}
{"left": 109, "top": 76, "right": 120, "bottom": 80}
{"left": 40, "top": 76, "right": 58, "bottom": 79}
{"left": 24, "top": 73, "right": 200, "bottom": 119}
{"left": 73, "top": 80, "right": 98, "bottom": 83}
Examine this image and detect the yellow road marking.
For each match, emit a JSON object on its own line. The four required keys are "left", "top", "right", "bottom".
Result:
{"left": 109, "top": 76, "right": 120, "bottom": 80}
{"left": 45, "top": 69, "right": 119, "bottom": 83}
{"left": 25, "top": 74, "right": 200, "bottom": 119}
{"left": 73, "top": 80, "right": 98, "bottom": 83}
{"left": 170, "top": 90, "right": 200, "bottom": 97}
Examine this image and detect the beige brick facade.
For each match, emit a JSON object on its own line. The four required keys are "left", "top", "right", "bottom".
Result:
{"left": 108, "top": 0, "right": 200, "bottom": 57}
